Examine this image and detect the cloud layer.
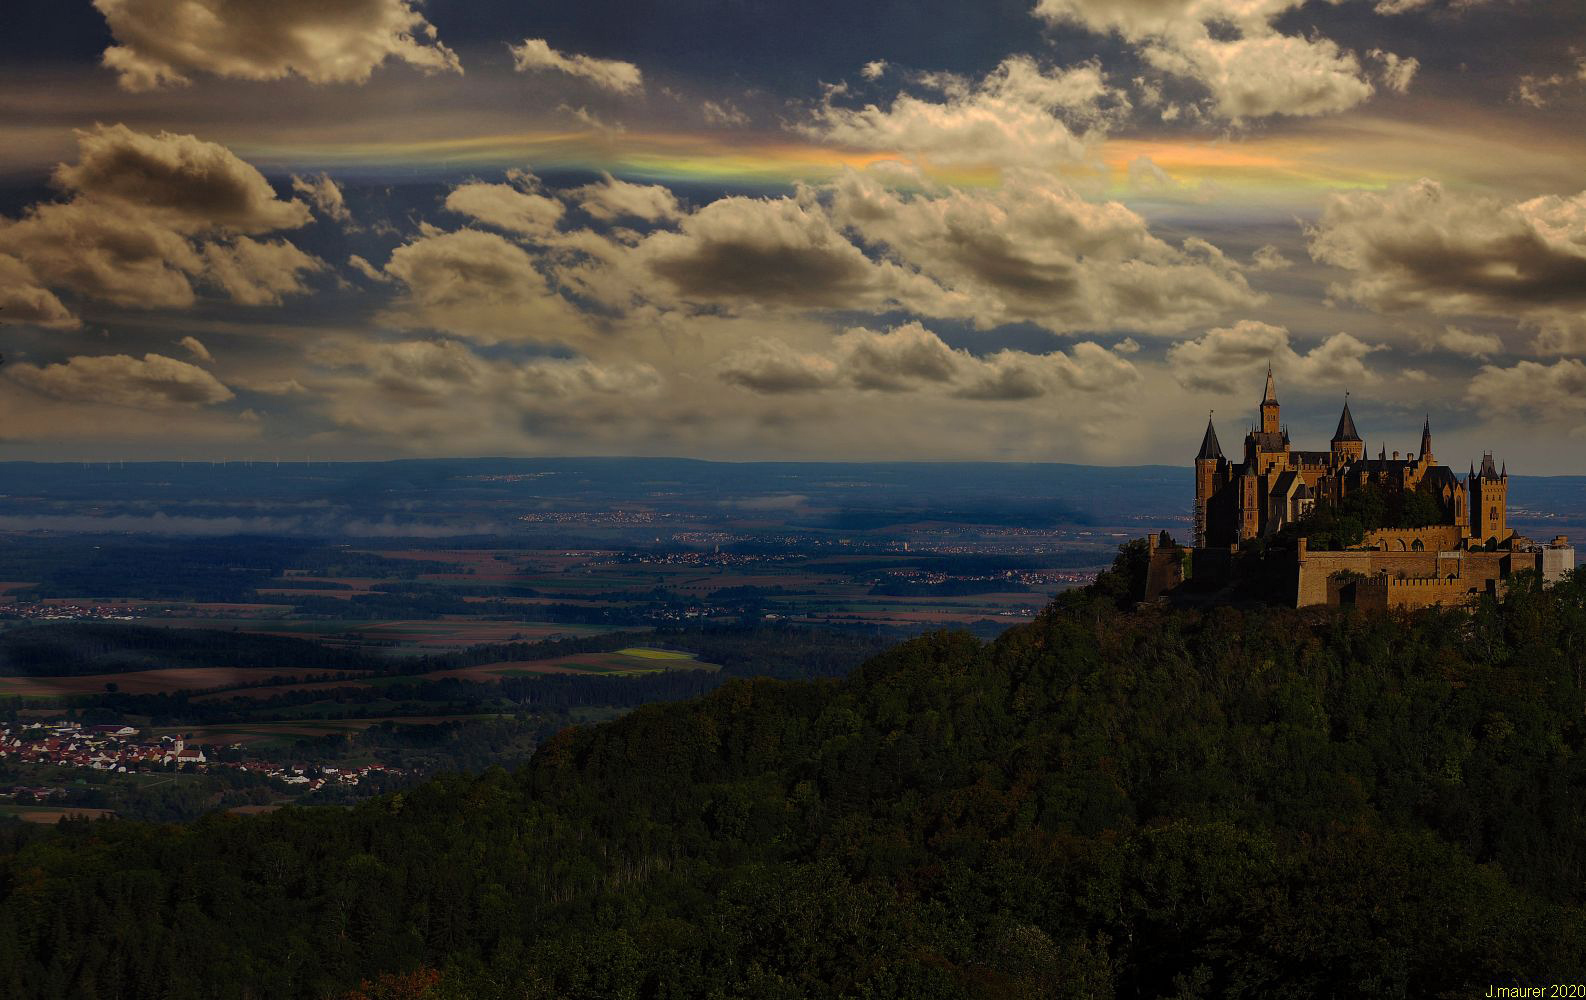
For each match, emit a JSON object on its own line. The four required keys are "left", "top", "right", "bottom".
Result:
{"left": 717, "top": 322, "right": 1140, "bottom": 399}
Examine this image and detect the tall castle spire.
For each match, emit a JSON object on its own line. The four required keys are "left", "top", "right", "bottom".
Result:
{"left": 1197, "top": 414, "right": 1223, "bottom": 461}
{"left": 1420, "top": 416, "right": 1433, "bottom": 461}
{"left": 1332, "top": 400, "right": 1361, "bottom": 443}
{"left": 1329, "top": 394, "right": 1363, "bottom": 462}
{"left": 1259, "top": 367, "right": 1280, "bottom": 435}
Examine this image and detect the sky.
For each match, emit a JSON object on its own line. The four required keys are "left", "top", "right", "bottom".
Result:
{"left": 0, "top": 1, "right": 1583, "bottom": 471}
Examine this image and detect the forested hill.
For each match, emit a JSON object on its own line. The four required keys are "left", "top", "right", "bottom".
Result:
{"left": 5, "top": 568, "right": 1586, "bottom": 998}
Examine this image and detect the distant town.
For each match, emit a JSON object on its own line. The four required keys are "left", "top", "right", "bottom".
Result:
{"left": 1, "top": 719, "right": 402, "bottom": 798}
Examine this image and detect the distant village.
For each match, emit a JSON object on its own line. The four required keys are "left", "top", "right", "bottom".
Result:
{"left": 0, "top": 719, "right": 402, "bottom": 800}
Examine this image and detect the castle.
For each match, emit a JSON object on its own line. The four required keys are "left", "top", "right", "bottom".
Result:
{"left": 1157, "top": 370, "right": 1576, "bottom": 609}
{"left": 1193, "top": 369, "right": 1509, "bottom": 550}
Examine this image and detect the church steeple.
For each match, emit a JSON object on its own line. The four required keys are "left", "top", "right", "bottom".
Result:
{"left": 1419, "top": 416, "right": 1433, "bottom": 462}
{"left": 1262, "top": 367, "right": 1277, "bottom": 405}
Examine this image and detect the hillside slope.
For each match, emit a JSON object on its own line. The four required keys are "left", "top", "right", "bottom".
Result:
{"left": 3, "top": 568, "right": 1586, "bottom": 998}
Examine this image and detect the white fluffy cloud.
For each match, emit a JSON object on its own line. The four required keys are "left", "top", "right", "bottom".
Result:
{"left": 801, "top": 56, "right": 1118, "bottom": 168}
{"left": 509, "top": 39, "right": 643, "bottom": 94}
{"left": 307, "top": 337, "right": 661, "bottom": 445}
{"left": 291, "top": 173, "right": 353, "bottom": 225}
{"left": 1415, "top": 325, "right": 1504, "bottom": 358}
{"left": 702, "top": 100, "right": 750, "bottom": 126}
{"left": 1469, "top": 358, "right": 1586, "bottom": 420}
{"left": 1307, "top": 179, "right": 1586, "bottom": 351}
{"left": 1514, "top": 56, "right": 1586, "bottom": 109}
{"left": 444, "top": 180, "right": 565, "bottom": 238}
{"left": 1032, "top": 0, "right": 1395, "bottom": 120}
{"left": 569, "top": 173, "right": 682, "bottom": 223}
{"left": 716, "top": 322, "right": 1140, "bottom": 399}
{"left": 825, "top": 168, "right": 1259, "bottom": 333}
{"left": 202, "top": 237, "right": 324, "bottom": 306}
{"left": 0, "top": 254, "right": 77, "bottom": 329}
{"left": 636, "top": 192, "right": 942, "bottom": 311}
{"left": 57, "top": 125, "right": 311, "bottom": 234}
{"left": 178, "top": 336, "right": 213, "bottom": 362}
{"left": 93, "top": 0, "right": 460, "bottom": 91}
{"left": 1167, "top": 320, "right": 1382, "bottom": 392}
{"left": 0, "top": 126, "right": 320, "bottom": 320}
{"left": 8, "top": 352, "right": 234, "bottom": 409}
{"left": 377, "top": 228, "right": 587, "bottom": 345}
{"left": 0, "top": 199, "right": 206, "bottom": 310}
{"left": 1251, "top": 244, "right": 1293, "bottom": 271}
{"left": 543, "top": 166, "right": 1256, "bottom": 335}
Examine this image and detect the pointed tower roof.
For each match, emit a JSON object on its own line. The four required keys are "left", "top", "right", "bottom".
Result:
{"left": 1196, "top": 415, "right": 1223, "bottom": 461}
{"left": 1420, "top": 416, "right": 1433, "bottom": 457}
{"left": 1480, "top": 452, "right": 1499, "bottom": 479}
{"left": 1331, "top": 400, "right": 1361, "bottom": 443}
{"left": 1261, "top": 366, "right": 1277, "bottom": 405}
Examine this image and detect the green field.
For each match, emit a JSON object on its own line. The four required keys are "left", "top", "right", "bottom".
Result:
{"left": 616, "top": 646, "right": 700, "bottom": 661}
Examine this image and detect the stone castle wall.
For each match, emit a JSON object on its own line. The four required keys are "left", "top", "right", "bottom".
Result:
{"left": 1360, "top": 525, "right": 1464, "bottom": 552}
{"left": 1295, "top": 541, "right": 1543, "bottom": 608}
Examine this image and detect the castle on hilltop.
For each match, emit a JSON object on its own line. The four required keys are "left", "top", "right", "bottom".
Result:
{"left": 1147, "top": 369, "right": 1576, "bottom": 609}
{"left": 1193, "top": 369, "right": 1511, "bottom": 551}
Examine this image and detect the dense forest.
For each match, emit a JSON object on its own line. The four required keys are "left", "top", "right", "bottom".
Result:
{"left": 4, "top": 556, "right": 1586, "bottom": 997}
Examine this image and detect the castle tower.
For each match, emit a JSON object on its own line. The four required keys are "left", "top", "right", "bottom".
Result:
{"left": 1419, "top": 416, "right": 1433, "bottom": 464}
{"left": 1471, "top": 453, "right": 1509, "bottom": 544}
{"left": 1194, "top": 415, "right": 1223, "bottom": 547}
{"left": 1260, "top": 367, "right": 1280, "bottom": 435}
{"left": 1330, "top": 398, "right": 1364, "bottom": 463}
{"left": 1239, "top": 470, "right": 1260, "bottom": 542}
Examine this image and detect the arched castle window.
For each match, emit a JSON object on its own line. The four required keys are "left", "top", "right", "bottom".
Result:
{"left": 1411, "top": 539, "right": 1424, "bottom": 551}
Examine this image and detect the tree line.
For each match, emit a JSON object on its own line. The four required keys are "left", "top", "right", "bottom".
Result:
{"left": 2, "top": 555, "right": 1586, "bottom": 996}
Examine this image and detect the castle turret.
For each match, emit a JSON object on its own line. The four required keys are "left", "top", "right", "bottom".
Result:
{"left": 1194, "top": 415, "right": 1223, "bottom": 547}
{"left": 1419, "top": 416, "right": 1433, "bottom": 464}
{"left": 1330, "top": 398, "right": 1364, "bottom": 462}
